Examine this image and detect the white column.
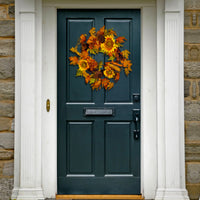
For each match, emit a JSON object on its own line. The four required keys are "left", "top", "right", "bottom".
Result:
{"left": 12, "top": 0, "right": 44, "bottom": 199}
{"left": 155, "top": 0, "right": 189, "bottom": 199}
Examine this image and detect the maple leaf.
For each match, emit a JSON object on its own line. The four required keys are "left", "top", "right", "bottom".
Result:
{"left": 115, "top": 73, "right": 120, "bottom": 82}
{"left": 124, "top": 68, "right": 131, "bottom": 76}
{"left": 84, "top": 75, "right": 91, "bottom": 84}
{"left": 70, "top": 46, "right": 80, "bottom": 56}
{"left": 121, "top": 50, "right": 130, "bottom": 59}
{"left": 108, "top": 29, "right": 117, "bottom": 36}
{"left": 92, "top": 79, "right": 102, "bottom": 90}
{"left": 121, "top": 59, "right": 132, "bottom": 69}
{"left": 80, "top": 34, "right": 87, "bottom": 44}
{"left": 97, "top": 26, "right": 105, "bottom": 35}
{"left": 116, "top": 36, "right": 126, "bottom": 44}
{"left": 69, "top": 56, "right": 79, "bottom": 65}
{"left": 107, "top": 82, "right": 114, "bottom": 90}
{"left": 89, "top": 27, "right": 96, "bottom": 36}
{"left": 102, "top": 78, "right": 110, "bottom": 89}
{"left": 80, "top": 51, "right": 89, "bottom": 59}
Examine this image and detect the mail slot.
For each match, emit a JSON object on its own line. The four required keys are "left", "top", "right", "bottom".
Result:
{"left": 84, "top": 108, "right": 113, "bottom": 116}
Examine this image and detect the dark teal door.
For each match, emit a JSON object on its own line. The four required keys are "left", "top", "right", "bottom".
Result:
{"left": 57, "top": 9, "right": 141, "bottom": 195}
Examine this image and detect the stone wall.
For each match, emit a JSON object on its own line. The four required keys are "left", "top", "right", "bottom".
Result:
{"left": 184, "top": 1, "right": 200, "bottom": 200}
{"left": 0, "top": 0, "right": 200, "bottom": 200}
{"left": 0, "top": 0, "right": 15, "bottom": 199}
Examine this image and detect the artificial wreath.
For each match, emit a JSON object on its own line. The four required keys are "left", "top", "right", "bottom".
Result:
{"left": 69, "top": 26, "right": 132, "bottom": 90}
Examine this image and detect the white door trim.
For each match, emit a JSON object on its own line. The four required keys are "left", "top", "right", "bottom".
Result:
{"left": 12, "top": 0, "right": 189, "bottom": 200}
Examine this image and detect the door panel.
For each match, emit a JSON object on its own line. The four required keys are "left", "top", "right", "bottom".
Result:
{"left": 57, "top": 9, "right": 141, "bottom": 195}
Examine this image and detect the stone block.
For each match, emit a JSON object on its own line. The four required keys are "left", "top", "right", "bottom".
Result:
{"left": 2, "top": 161, "right": 14, "bottom": 176}
{"left": 0, "top": 20, "right": 14, "bottom": 37}
{"left": 0, "top": 178, "right": 13, "bottom": 200}
{"left": 0, "top": 57, "right": 15, "bottom": 79}
{"left": 0, "top": 81, "right": 15, "bottom": 101}
{"left": 0, "top": 132, "right": 14, "bottom": 149}
{"left": 185, "top": 143, "right": 200, "bottom": 161}
{"left": 0, "top": 149, "right": 14, "bottom": 160}
{"left": 185, "top": 0, "right": 200, "bottom": 10}
{"left": 186, "top": 122, "right": 200, "bottom": 141}
{"left": 0, "top": 39, "right": 14, "bottom": 56}
{"left": 184, "top": 12, "right": 191, "bottom": 27}
{"left": 184, "top": 80, "right": 191, "bottom": 97}
{"left": 186, "top": 163, "right": 200, "bottom": 184}
{"left": 185, "top": 30, "right": 200, "bottom": 44}
{"left": 185, "top": 101, "right": 200, "bottom": 121}
{"left": 0, "top": 6, "right": 7, "bottom": 19}
{"left": 0, "top": 102, "right": 14, "bottom": 117}
{"left": 198, "top": 81, "right": 200, "bottom": 96}
{"left": 186, "top": 184, "right": 200, "bottom": 200}
{"left": 185, "top": 62, "right": 200, "bottom": 78}
{"left": 184, "top": 44, "right": 200, "bottom": 61}
{"left": 8, "top": 5, "right": 14, "bottom": 18}
{"left": 0, "top": 118, "right": 11, "bottom": 131}
{"left": 0, "top": 0, "right": 14, "bottom": 4}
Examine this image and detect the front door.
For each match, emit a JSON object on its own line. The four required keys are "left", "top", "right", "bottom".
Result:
{"left": 57, "top": 9, "right": 141, "bottom": 195}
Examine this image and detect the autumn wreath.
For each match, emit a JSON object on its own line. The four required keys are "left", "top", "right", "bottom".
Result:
{"left": 69, "top": 26, "right": 132, "bottom": 90}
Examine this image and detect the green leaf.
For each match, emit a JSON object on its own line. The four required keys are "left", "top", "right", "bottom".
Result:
{"left": 108, "top": 56, "right": 115, "bottom": 61}
{"left": 89, "top": 78, "right": 96, "bottom": 84}
{"left": 76, "top": 69, "right": 83, "bottom": 77}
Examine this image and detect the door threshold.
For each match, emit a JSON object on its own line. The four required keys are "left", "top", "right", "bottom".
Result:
{"left": 56, "top": 195, "right": 144, "bottom": 199}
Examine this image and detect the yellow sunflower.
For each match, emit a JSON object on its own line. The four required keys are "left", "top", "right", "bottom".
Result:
{"left": 78, "top": 59, "right": 89, "bottom": 71}
{"left": 101, "top": 35, "right": 117, "bottom": 54}
{"left": 103, "top": 66, "right": 115, "bottom": 79}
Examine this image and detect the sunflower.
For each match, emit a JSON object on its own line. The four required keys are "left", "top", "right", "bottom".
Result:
{"left": 78, "top": 59, "right": 89, "bottom": 71}
{"left": 103, "top": 66, "right": 115, "bottom": 79}
{"left": 101, "top": 35, "right": 117, "bottom": 54}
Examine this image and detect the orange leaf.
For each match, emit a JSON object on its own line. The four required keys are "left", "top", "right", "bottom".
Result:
{"left": 121, "top": 59, "right": 132, "bottom": 69}
{"left": 116, "top": 36, "right": 126, "bottom": 44}
{"left": 69, "top": 56, "right": 79, "bottom": 65}
{"left": 107, "top": 63, "right": 121, "bottom": 72}
{"left": 107, "top": 82, "right": 114, "bottom": 90}
{"left": 97, "top": 26, "right": 105, "bottom": 35}
{"left": 89, "top": 27, "right": 96, "bottom": 36}
{"left": 115, "top": 73, "right": 120, "bottom": 81}
{"left": 92, "top": 79, "right": 102, "bottom": 90}
{"left": 80, "top": 51, "right": 89, "bottom": 59}
{"left": 109, "top": 29, "right": 117, "bottom": 36}
{"left": 102, "top": 78, "right": 110, "bottom": 89}
{"left": 85, "top": 75, "right": 91, "bottom": 84}
{"left": 80, "top": 34, "right": 87, "bottom": 44}
{"left": 121, "top": 50, "right": 130, "bottom": 59}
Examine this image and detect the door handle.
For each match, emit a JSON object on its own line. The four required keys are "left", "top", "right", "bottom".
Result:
{"left": 133, "top": 110, "right": 140, "bottom": 140}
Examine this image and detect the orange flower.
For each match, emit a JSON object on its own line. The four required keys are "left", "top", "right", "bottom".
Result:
{"left": 103, "top": 66, "right": 115, "bottom": 79}
{"left": 101, "top": 35, "right": 117, "bottom": 54}
{"left": 78, "top": 59, "right": 89, "bottom": 71}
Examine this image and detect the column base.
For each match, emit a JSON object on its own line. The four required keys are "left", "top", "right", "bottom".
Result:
{"left": 11, "top": 187, "right": 45, "bottom": 200}
{"left": 155, "top": 188, "right": 190, "bottom": 200}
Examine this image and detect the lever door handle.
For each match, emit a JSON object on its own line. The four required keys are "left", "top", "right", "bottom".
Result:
{"left": 133, "top": 110, "right": 140, "bottom": 140}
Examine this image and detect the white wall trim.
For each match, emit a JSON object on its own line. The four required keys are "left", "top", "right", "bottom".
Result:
{"left": 13, "top": 0, "right": 189, "bottom": 199}
{"left": 155, "top": 0, "right": 189, "bottom": 200}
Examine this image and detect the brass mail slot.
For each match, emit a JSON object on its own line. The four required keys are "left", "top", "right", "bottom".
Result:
{"left": 84, "top": 108, "right": 113, "bottom": 116}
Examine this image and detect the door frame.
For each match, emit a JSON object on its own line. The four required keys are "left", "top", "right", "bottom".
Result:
{"left": 12, "top": 0, "right": 189, "bottom": 200}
